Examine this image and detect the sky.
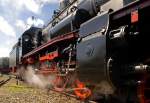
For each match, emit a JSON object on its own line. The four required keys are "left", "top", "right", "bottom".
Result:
{"left": 0, "top": 0, "right": 59, "bottom": 57}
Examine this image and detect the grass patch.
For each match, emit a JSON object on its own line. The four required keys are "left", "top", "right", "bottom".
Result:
{"left": 3, "top": 84, "right": 34, "bottom": 93}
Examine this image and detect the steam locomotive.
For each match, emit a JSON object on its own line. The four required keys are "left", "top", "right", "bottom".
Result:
{"left": 9, "top": 0, "right": 150, "bottom": 102}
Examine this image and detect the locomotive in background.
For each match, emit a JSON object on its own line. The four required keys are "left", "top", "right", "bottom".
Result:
{"left": 0, "top": 57, "right": 9, "bottom": 74}
{"left": 9, "top": 0, "right": 150, "bottom": 102}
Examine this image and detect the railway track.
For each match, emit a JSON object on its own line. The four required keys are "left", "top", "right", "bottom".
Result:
{"left": 0, "top": 75, "right": 96, "bottom": 103}
{"left": 0, "top": 76, "right": 11, "bottom": 87}
{"left": 49, "top": 88, "right": 97, "bottom": 103}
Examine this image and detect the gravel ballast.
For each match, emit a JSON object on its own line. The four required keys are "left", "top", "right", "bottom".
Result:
{"left": 0, "top": 76, "right": 82, "bottom": 103}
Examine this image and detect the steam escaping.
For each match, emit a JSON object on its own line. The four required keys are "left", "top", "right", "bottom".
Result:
{"left": 16, "top": 66, "right": 114, "bottom": 99}
{"left": 25, "top": 66, "right": 44, "bottom": 88}
{"left": 97, "top": 80, "right": 114, "bottom": 95}
{"left": 21, "top": 66, "right": 56, "bottom": 89}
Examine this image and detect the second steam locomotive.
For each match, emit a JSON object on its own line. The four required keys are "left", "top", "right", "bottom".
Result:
{"left": 9, "top": 0, "right": 150, "bottom": 102}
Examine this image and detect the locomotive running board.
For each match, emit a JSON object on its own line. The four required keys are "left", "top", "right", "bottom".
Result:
{"left": 23, "top": 31, "right": 78, "bottom": 58}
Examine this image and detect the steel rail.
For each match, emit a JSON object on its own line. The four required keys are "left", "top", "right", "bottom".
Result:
{"left": 0, "top": 76, "right": 11, "bottom": 87}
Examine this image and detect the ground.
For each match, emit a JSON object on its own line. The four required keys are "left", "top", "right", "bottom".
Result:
{"left": 0, "top": 75, "right": 81, "bottom": 103}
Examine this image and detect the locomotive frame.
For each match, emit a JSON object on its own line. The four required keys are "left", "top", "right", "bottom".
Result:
{"left": 9, "top": 0, "right": 150, "bottom": 102}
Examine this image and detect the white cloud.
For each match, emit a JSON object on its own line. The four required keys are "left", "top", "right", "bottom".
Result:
{"left": 23, "top": 0, "right": 59, "bottom": 14}
{"left": 0, "top": 47, "right": 10, "bottom": 57}
{"left": 16, "top": 20, "right": 27, "bottom": 31}
{"left": 24, "top": 0, "right": 40, "bottom": 14}
{"left": 0, "top": 0, "right": 58, "bottom": 14}
{"left": 0, "top": 0, "right": 39, "bottom": 14}
{"left": 0, "top": 16, "right": 16, "bottom": 37}
{"left": 0, "top": 35, "right": 17, "bottom": 57}
{"left": 41, "top": 0, "right": 58, "bottom": 3}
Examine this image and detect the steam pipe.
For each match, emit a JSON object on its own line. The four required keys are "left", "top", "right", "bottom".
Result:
{"left": 134, "top": 64, "right": 150, "bottom": 73}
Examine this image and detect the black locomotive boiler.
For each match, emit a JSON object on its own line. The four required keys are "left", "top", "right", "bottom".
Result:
{"left": 9, "top": 0, "right": 150, "bottom": 102}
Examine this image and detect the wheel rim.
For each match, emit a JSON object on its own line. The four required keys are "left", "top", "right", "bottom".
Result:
{"left": 138, "top": 74, "right": 150, "bottom": 103}
{"left": 53, "top": 74, "right": 68, "bottom": 92}
{"left": 74, "top": 79, "right": 91, "bottom": 100}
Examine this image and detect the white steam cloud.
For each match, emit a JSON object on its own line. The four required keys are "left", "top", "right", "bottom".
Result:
{"left": 0, "top": 16, "right": 16, "bottom": 37}
{"left": 18, "top": 66, "right": 56, "bottom": 89}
